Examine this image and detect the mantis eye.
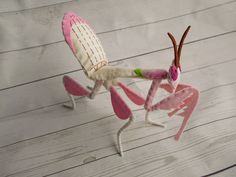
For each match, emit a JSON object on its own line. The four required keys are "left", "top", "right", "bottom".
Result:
{"left": 169, "top": 65, "right": 178, "bottom": 81}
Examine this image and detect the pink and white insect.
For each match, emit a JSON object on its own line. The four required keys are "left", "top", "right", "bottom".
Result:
{"left": 62, "top": 12, "right": 199, "bottom": 156}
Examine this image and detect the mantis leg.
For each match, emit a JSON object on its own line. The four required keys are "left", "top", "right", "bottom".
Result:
{"left": 149, "top": 85, "right": 199, "bottom": 140}
{"left": 88, "top": 80, "right": 104, "bottom": 99}
{"left": 144, "top": 79, "right": 166, "bottom": 127}
{"left": 117, "top": 115, "right": 134, "bottom": 157}
{"left": 118, "top": 82, "right": 145, "bottom": 106}
{"left": 110, "top": 86, "right": 133, "bottom": 156}
{"left": 64, "top": 92, "right": 77, "bottom": 110}
{"left": 63, "top": 75, "right": 90, "bottom": 109}
{"left": 145, "top": 111, "right": 166, "bottom": 127}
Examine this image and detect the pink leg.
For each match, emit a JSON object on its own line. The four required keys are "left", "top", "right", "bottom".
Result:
{"left": 110, "top": 86, "right": 134, "bottom": 156}
{"left": 118, "top": 82, "right": 145, "bottom": 106}
{"left": 145, "top": 80, "right": 161, "bottom": 110}
{"left": 144, "top": 79, "right": 166, "bottom": 127}
{"left": 160, "top": 83, "right": 191, "bottom": 93}
{"left": 63, "top": 75, "right": 90, "bottom": 109}
{"left": 160, "top": 83, "right": 191, "bottom": 117}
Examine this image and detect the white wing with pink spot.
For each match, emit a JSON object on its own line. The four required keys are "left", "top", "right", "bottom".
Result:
{"left": 62, "top": 12, "right": 108, "bottom": 78}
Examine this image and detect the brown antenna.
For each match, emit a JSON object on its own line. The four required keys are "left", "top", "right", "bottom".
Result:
{"left": 167, "top": 26, "right": 191, "bottom": 70}
{"left": 178, "top": 26, "right": 191, "bottom": 59}
{"left": 167, "top": 32, "right": 179, "bottom": 67}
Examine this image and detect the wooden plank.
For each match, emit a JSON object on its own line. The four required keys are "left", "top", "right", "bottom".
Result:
{"left": 0, "top": 0, "right": 235, "bottom": 89}
{"left": 0, "top": 0, "right": 229, "bottom": 52}
{"left": 0, "top": 32, "right": 235, "bottom": 120}
{"left": 210, "top": 165, "right": 236, "bottom": 177}
{"left": 0, "top": 0, "right": 72, "bottom": 13}
{"left": 1, "top": 87, "right": 235, "bottom": 177}
{"left": 0, "top": 58, "right": 235, "bottom": 158}
{"left": 46, "top": 118, "right": 236, "bottom": 177}
{"left": 0, "top": 1, "right": 234, "bottom": 177}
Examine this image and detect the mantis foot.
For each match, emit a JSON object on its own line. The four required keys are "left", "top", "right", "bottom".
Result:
{"left": 145, "top": 111, "right": 166, "bottom": 128}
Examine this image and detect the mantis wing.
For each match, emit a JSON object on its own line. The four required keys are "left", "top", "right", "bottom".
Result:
{"left": 62, "top": 12, "right": 108, "bottom": 77}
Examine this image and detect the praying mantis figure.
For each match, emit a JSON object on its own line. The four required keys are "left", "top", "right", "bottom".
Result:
{"left": 62, "top": 12, "right": 199, "bottom": 156}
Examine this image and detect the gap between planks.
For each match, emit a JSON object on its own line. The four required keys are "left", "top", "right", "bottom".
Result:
{"left": 0, "top": 0, "right": 235, "bottom": 54}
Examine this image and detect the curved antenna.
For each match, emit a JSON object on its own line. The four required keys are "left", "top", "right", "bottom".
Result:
{"left": 167, "top": 32, "right": 179, "bottom": 67}
{"left": 178, "top": 26, "right": 191, "bottom": 59}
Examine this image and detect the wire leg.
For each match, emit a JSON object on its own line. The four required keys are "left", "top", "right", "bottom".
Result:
{"left": 63, "top": 92, "right": 76, "bottom": 110}
{"left": 87, "top": 86, "right": 93, "bottom": 90}
{"left": 117, "top": 115, "right": 134, "bottom": 157}
{"left": 88, "top": 80, "right": 103, "bottom": 99}
{"left": 62, "top": 75, "right": 91, "bottom": 110}
{"left": 145, "top": 111, "right": 166, "bottom": 128}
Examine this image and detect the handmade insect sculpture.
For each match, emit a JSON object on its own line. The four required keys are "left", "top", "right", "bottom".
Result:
{"left": 62, "top": 12, "right": 199, "bottom": 156}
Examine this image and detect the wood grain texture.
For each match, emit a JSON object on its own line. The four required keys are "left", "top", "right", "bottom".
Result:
{"left": 0, "top": 0, "right": 235, "bottom": 177}
{"left": 0, "top": 0, "right": 229, "bottom": 52}
{"left": 46, "top": 118, "right": 236, "bottom": 177}
{"left": 0, "top": 31, "right": 236, "bottom": 145}
{"left": 0, "top": 0, "right": 73, "bottom": 13}
{"left": 1, "top": 59, "right": 236, "bottom": 176}
{"left": 1, "top": 104, "right": 235, "bottom": 176}
{"left": 209, "top": 165, "right": 236, "bottom": 177}
{"left": 0, "top": 31, "right": 235, "bottom": 119}
{"left": 0, "top": 0, "right": 235, "bottom": 90}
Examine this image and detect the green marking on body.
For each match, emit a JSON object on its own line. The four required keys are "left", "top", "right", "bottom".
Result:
{"left": 134, "top": 68, "right": 143, "bottom": 77}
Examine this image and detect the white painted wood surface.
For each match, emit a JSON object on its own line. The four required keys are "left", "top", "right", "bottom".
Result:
{"left": 0, "top": 0, "right": 235, "bottom": 177}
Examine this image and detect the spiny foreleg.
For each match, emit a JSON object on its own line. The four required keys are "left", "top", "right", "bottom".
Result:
{"left": 148, "top": 84, "right": 199, "bottom": 140}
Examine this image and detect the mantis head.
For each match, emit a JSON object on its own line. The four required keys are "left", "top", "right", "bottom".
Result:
{"left": 167, "top": 26, "right": 191, "bottom": 92}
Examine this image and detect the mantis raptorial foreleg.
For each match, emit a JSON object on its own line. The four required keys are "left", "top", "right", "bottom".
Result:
{"left": 145, "top": 83, "right": 199, "bottom": 140}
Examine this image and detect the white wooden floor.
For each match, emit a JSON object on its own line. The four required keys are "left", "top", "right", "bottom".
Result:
{"left": 0, "top": 0, "right": 236, "bottom": 177}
